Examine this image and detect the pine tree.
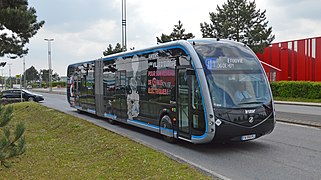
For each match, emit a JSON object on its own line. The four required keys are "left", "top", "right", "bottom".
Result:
{"left": 23, "top": 66, "right": 39, "bottom": 83}
{"left": 200, "top": 0, "right": 274, "bottom": 53}
{"left": 0, "top": 105, "right": 26, "bottom": 168}
{"left": 0, "top": 0, "right": 45, "bottom": 57}
{"left": 103, "top": 43, "right": 126, "bottom": 56}
{"left": 157, "top": 20, "right": 195, "bottom": 43}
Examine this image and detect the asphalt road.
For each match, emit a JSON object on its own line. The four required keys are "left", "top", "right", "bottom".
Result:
{"left": 36, "top": 92, "right": 321, "bottom": 180}
{"left": 275, "top": 103, "right": 321, "bottom": 127}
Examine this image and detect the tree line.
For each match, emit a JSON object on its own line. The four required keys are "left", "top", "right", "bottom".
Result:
{"left": 0, "top": 66, "right": 61, "bottom": 89}
{"left": 104, "top": 0, "right": 274, "bottom": 55}
{"left": 22, "top": 66, "right": 61, "bottom": 83}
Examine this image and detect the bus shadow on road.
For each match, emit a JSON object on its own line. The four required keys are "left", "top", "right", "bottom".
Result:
{"left": 69, "top": 109, "right": 271, "bottom": 155}
{"left": 177, "top": 139, "right": 271, "bottom": 155}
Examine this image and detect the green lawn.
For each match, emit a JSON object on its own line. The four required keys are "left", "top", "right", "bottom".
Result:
{"left": 0, "top": 102, "right": 212, "bottom": 179}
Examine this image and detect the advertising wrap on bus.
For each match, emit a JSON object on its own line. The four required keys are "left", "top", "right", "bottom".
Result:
{"left": 67, "top": 38, "right": 275, "bottom": 144}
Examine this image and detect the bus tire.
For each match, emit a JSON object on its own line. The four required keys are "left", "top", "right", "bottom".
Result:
{"left": 107, "top": 118, "right": 117, "bottom": 125}
{"left": 77, "top": 109, "right": 84, "bottom": 114}
{"left": 160, "top": 115, "right": 176, "bottom": 143}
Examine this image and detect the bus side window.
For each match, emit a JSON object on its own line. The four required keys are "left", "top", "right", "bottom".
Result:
{"left": 191, "top": 75, "right": 202, "bottom": 110}
{"left": 191, "top": 74, "right": 205, "bottom": 131}
{"left": 179, "top": 56, "right": 190, "bottom": 66}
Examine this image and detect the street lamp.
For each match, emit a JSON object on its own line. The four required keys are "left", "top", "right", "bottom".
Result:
{"left": 0, "top": 69, "right": 4, "bottom": 90}
{"left": 8, "top": 63, "right": 12, "bottom": 88}
{"left": 23, "top": 56, "right": 26, "bottom": 89}
{"left": 121, "top": 0, "right": 127, "bottom": 50}
{"left": 44, "top": 38, "right": 54, "bottom": 92}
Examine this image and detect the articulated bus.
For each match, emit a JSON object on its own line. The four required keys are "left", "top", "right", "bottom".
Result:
{"left": 67, "top": 38, "right": 275, "bottom": 144}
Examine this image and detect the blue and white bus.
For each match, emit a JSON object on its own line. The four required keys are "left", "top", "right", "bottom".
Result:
{"left": 67, "top": 38, "right": 275, "bottom": 144}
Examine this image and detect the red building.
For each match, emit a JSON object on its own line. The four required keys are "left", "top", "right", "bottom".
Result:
{"left": 257, "top": 36, "right": 321, "bottom": 82}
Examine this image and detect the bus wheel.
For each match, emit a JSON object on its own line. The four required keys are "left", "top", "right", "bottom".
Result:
{"left": 160, "top": 115, "right": 176, "bottom": 143}
{"left": 77, "top": 109, "right": 84, "bottom": 114}
{"left": 107, "top": 118, "right": 117, "bottom": 125}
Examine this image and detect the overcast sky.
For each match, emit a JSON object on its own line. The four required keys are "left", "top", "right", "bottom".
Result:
{"left": 3, "top": 0, "right": 321, "bottom": 77}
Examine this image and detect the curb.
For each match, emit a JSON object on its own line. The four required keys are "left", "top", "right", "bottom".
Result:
{"left": 275, "top": 101, "right": 321, "bottom": 107}
{"left": 277, "top": 118, "right": 321, "bottom": 128}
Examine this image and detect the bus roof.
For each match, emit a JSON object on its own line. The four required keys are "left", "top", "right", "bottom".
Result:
{"left": 68, "top": 38, "right": 246, "bottom": 66}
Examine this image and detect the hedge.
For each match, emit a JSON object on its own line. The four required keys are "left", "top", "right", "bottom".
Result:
{"left": 270, "top": 81, "right": 321, "bottom": 99}
{"left": 31, "top": 81, "right": 66, "bottom": 88}
{"left": 52, "top": 81, "right": 66, "bottom": 87}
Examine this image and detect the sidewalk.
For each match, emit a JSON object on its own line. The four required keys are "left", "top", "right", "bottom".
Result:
{"left": 32, "top": 87, "right": 66, "bottom": 95}
{"left": 275, "top": 100, "right": 321, "bottom": 107}
{"left": 274, "top": 101, "right": 321, "bottom": 128}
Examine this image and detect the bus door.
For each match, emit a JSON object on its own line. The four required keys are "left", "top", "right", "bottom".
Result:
{"left": 68, "top": 74, "right": 78, "bottom": 107}
{"left": 177, "top": 67, "right": 205, "bottom": 140}
{"left": 176, "top": 67, "right": 192, "bottom": 139}
{"left": 115, "top": 70, "right": 127, "bottom": 119}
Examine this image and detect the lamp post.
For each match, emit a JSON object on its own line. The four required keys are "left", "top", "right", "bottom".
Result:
{"left": 23, "top": 56, "right": 26, "bottom": 89}
{"left": 8, "top": 63, "right": 12, "bottom": 88}
{"left": 121, "top": 0, "right": 127, "bottom": 50}
{"left": 0, "top": 69, "right": 3, "bottom": 90}
{"left": 44, "top": 38, "right": 54, "bottom": 92}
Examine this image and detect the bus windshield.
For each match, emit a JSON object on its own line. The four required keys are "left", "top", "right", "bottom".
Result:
{"left": 194, "top": 42, "right": 272, "bottom": 108}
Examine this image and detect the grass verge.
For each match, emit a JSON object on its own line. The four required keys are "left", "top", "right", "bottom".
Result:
{"left": 0, "top": 102, "right": 212, "bottom": 179}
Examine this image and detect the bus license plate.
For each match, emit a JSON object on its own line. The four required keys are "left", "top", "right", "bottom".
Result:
{"left": 241, "top": 134, "right": 256, "bottom": 141}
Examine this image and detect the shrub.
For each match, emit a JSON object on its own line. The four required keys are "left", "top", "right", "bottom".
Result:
{"left": 270, "top": 81, "right": 321, "bottom": 99}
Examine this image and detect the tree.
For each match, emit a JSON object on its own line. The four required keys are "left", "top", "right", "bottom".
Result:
{"left": 52, "top": 72, "right": 60, "bottom": 82}
{"left": 23, "top": 66, "right": 39, "bottom": 83}
{"left": 157, "top": 20, "right": 195, "bottom": 43}
{"left": 200, "top": 0, "right": 274, "bottom": 53}
{"left": 0, "top": 0, "right": 45, "bottom": 58}
{"left": 40, "top": 69, "right": 49, "bottom": 85}
{"left": 0, "top": 105, "right": 26, "bottom": 168}
{"left": 103, "top": 43, "right": 126, "bottom": 56}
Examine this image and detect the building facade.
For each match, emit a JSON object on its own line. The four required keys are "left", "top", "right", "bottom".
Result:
{"left": 257, "top": 36, "right": 321, "bottom": 82}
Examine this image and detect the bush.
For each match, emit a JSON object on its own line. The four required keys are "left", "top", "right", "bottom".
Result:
{"left": 52, "top": 81, "right": 66, "bottom": 88}
{"left": 30, "top": 81, "right": 66, "bottom": 88}
{"left": 270, "top": 81, "right": 321, "bottom": 99}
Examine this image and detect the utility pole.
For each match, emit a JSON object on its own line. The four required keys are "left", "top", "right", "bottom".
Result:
{"left": 8, "top": 63, "right": 12, "bottom": 88}
{"left": 0, "top": 69, "right": 3, "bottom": 90}
{"left": 121, "top": 0, "right": 127, "bottom": 50}
{"left": 44, "top": 38, "right": 54, "bottom": 92}
{"left": 23, "top": 56, "right": 26, "bottom": 89}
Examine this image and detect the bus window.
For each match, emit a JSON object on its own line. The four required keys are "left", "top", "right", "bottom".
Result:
{"left": 191, "top": 74, "right": 205, "bottom": 135}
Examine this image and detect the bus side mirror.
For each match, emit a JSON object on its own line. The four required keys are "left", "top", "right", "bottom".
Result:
{"left": 186, "top": 69, "right": 195, "bottom": 75}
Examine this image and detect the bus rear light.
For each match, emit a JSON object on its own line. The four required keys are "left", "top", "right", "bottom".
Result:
{"left": 173, "top": 118, "right": 176, "bottom": 122}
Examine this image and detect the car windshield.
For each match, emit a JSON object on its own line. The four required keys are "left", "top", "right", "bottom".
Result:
{"left": 22, "top": 89, "right": 40, "bottom": 95}
{"left": 22, "top": 89, "right": 32, "bottom": 94}
{"left": 194, "top": 42, "right": 272, "bottom": 108}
